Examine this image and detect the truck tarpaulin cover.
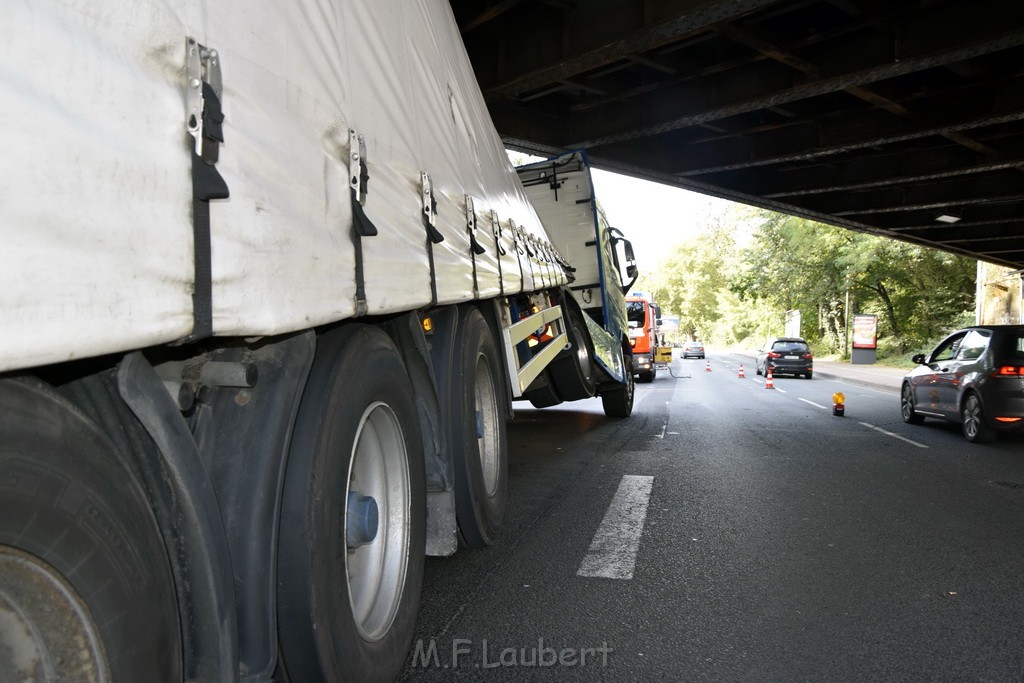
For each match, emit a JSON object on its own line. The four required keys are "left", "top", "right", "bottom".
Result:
{"left": 0, "top": 0, "right": 567, "bottom": 373}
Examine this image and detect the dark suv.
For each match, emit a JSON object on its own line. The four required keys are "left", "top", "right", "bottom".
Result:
{"left": 901, "top": 325, "right": 1024, "bottom": 443}
{"left": 756, "top": 337, "right": 813, "bottom": 379}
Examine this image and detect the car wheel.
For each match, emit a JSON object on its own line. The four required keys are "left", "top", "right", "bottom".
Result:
{"left": 961, "top": 392, "right": 997, "bottom": 443}
{"left": 804, "top": 372, "right": 812, "bottom": 379}
{"left": 900, "top": 383, "right": 924, "bottom": 424}
{"left": 755, "top": 364, "right": 762, "bottom": 376}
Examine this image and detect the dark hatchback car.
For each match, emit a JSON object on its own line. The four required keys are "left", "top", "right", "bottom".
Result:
{"left": 756, "top": 337, "right": 813, "bottom": 378}
{"left": 901, "top": 325, "right": 1024, "bottom": 443}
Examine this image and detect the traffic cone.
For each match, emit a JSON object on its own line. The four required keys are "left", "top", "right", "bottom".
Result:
{"left": 764, "top": 369, "right": 774, "bottom": 389}
{"left": 738, "top": 364, "right": 745, "bottom": 378}
{"left": 705, "top": 360, "right": 712, "bottom": 372}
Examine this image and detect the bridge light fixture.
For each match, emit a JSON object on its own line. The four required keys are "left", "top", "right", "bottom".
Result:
{"left": 935, "top": 213, "right": 961, "bottom": 224}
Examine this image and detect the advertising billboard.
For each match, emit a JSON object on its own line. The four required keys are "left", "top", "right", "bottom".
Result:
{"left": 851, "top": 314, "right": 878, "bottom": 350}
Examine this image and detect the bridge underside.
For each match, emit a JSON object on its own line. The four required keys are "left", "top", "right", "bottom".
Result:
{"left": 450, "top": 0, "right": 1024, "bottom": 270}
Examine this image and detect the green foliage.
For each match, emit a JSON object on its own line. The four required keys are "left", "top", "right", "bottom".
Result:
{"left": 649, "top": 207, "right": 976, "bottom": 354}
{"left": 644, "top": 225, "right": 737, "bottom": 341}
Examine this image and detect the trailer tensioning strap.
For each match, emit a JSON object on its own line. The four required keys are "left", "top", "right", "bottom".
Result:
{"left": 422, "top": 184, "right": 444, "bottom": 306}
{"left": 187, "top": 81, "right": 229, "bottom": 341}
{"left": 351, "top": 188, "right": 378, "bottom": 316}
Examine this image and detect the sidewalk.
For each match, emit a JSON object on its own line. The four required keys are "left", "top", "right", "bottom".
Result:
{"left": 732, "top": 352, "right": 906, "bottom": 391}
{"left": 811, "top": 359, "right": 906, "bottom": 391}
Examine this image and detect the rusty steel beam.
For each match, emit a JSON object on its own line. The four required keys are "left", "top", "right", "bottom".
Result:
{"left": 459, "top": 0, "right": 527, "bottom": 33}
{"left": 482, "top": 0, "right": 780, "bottom": 98}
{"left": 832, "top": 193, "right": 1024, "bottom": 217}
{"left": 670, "top": 92, "right": 1024, "bottom": 177}
{"left": 755, "top": 141, "right": 1024, "bottom": 198}
{"left": 575, "top": 145, "right": 1024, "bottom": 269}
{"left": 572, "top": 27, "right": 1024, "bottom": 147}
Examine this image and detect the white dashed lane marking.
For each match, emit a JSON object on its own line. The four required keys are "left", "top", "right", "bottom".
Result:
{"left": 577, "top": 475, "right": 654, "bottom": 580}
{"left": 799, "top": 398, "right": 830, "bottom": 410}
{"left": 859, "top": 421, "right": 929, "bottom": 448}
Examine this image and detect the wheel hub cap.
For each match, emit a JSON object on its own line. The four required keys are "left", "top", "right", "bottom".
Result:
{"left": 346, "top": 492, "right": 380, "bottom": 549}
{"left": 0, "top": 546, "right": 109, "bottom": 682}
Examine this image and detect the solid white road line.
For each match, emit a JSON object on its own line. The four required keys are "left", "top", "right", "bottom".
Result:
{"left": 859, "top": 421, "right": 929, "bottom": 448}
{"left": 577, "top": 475, "right": 654, "bottom": 580}
{"left": 799, "top": 398, "right": 830, "bottom": 410}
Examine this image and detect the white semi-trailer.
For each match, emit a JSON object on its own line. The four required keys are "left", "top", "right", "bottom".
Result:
{"left": 0, "top": 1, "right": 637, "bottom": 680}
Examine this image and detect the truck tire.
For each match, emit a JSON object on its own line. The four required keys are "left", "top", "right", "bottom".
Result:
{"left": 549, "top": 306, "right": 597, "bottom": 400}
{"left": 524, "top": 373, "right": 562, "bottom": 408}
{"left": 450, "top": 306, "right": 508, "bottom": 548}
{"left": 0, "top": 378, "right": 181, "bottom": 682}
{"left": 278, "top": 325, "right": 425, "bottom": 682}
{"left": 602, "top": 358, "right": 635, "bottom": 418}
{"left": 638, "top": 368, "right": 656, "bottom": 383}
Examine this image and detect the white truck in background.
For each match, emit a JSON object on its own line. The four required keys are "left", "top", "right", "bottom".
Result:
{"left": 0, "top": 1, "right": 637, "bottom": 680}
{"left": 516, "top": 152, "right": 640, "bottom": 403}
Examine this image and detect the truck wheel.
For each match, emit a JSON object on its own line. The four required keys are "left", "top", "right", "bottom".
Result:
{"left": 524, "top": 374, "right": 562, "bottom": 408}
{"left": 0, "top": 378, "right": 181, "bottom": 682}
{"left": 638, "top": 369, "right": 655, "bottom": 383}
{"left": 278, "top": 325, "right": 425, "bottom": 681}
{"left": 450, "top": 307, "right": 508, "bottom": 548}
{"left": 549, "top": 306, "right": 597, "bottom": 400}
{"left": 602, "top": 359, "right": 635, "bottom": 418}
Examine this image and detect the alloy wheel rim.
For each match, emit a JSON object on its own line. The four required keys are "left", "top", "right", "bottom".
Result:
{"left": 901, "top": 386, "right": 914, "bottom": 419}
{"left": 963, "top": 396, "right": 981, "bottom": 438}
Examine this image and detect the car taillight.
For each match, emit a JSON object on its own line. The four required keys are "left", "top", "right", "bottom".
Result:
{"left": 995, "top": 417, "right": 1023, "bottom": 423}
{"left": 993, "top": 365, "right": 1024, "bottom": 377}
{"left": 803, "top": 353, "right": 813, "bottom": 359}
{"left": 767, "top": 352, "right": 781, "bottom": 359}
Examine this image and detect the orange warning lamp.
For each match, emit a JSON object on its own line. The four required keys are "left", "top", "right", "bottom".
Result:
{"left": 832, "top": 392, "right": 845, "bottom": 417}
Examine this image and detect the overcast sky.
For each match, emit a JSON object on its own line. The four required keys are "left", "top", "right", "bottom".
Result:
{"left": 590, "top": 168, "right": 736, "bottom": 272}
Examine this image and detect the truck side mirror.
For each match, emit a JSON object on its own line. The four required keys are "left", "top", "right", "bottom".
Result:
{"left": 607, "top": 228, "right": 638, "bottom": 294}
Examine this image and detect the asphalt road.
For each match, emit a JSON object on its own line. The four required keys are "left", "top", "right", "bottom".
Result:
{"left": 400, "top": 353, "right": 1024, "bottom": 681}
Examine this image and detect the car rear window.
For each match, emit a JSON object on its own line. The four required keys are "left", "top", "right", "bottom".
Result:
{"left": 772, "top": 341, "right": 809, "bottom": 353}
{"left": 994, "top": 331, "right": 1024, "bottom": 360}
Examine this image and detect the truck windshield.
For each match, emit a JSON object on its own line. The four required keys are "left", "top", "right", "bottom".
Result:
{"left": 626, "top": 301, "right": 646, "bottom": 327}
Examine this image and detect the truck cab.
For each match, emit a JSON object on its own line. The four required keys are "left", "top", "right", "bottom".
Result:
{"left": 516, "top": 151, "right": 638, "bottom": 405}
{"left": 626, "top": 293, "right": 664, "bottom": 382}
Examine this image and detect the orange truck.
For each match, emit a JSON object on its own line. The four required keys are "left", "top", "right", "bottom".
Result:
{"left": 626, "top": 293, "right": 672, "bottom": 382}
